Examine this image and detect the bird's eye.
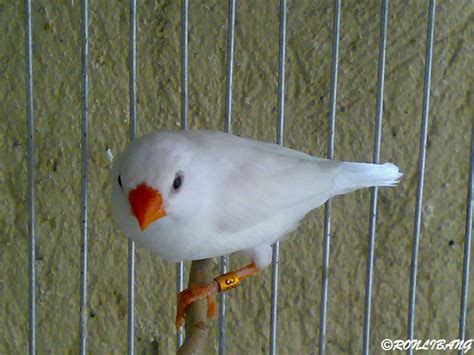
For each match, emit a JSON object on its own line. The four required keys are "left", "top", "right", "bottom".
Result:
{"left": 118, "top": 175, "right": 123, "bottom": 189}
{"left": 173, "top": 172, "right": 183, "bottom": 191}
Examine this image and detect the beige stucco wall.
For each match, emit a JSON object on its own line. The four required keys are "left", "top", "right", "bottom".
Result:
{"left": 1, "top": 0, "right": 473, "bottom": 353}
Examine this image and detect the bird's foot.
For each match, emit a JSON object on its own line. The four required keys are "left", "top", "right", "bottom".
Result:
{"left": 175, "top": 263, "right": 258, "bottom": 330}
{"left": 175, "top": 281, "right": 219, "bottom": 330}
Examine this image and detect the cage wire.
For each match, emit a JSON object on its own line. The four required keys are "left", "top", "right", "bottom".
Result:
{"left": 13, "top": 0, "right": 472, "bottom": 353}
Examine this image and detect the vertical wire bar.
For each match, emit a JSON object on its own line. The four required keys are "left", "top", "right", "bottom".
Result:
{"left": 180, "top": 0, "right": 188, "bottom": 131}
{"left": 218, "top": 253, "right": 228, "bottom": 355}
{"left": 176, "top": 261, "right": 184, "bottom": 347}
{"left": 362, "top": 1, "right": 388, "bottom": 354}
{"left": 25, "top": 0, "right": 36, "bottom": 353}
{"left": 128, "top": 0, "right": 137, "bottom": 353}
{"left": 406, "top": 1, "right": 436, "bottom": 352}
{"left": 458, "top": 120, "right": 474, "bottom": 354}
{"left": 224, "top": 0, "right": 236, "bottom": 135}
{"left": 177, "top": 0, "right": 188, "bottom": 348}
{"left": 318, "top": 1, "right": 341, "bottom": 354}
{"left": 269, "top": 1, "right": 286, "bottom": 354}
{"left": 79, "top": 0, "right": 90, "bottom": 353}
{"left": 219, "top": 1, "right": 236, "bottom": 354}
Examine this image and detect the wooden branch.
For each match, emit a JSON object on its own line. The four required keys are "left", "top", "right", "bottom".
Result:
{"left": 177, "top": 259, "right": 214, "bottom": 355}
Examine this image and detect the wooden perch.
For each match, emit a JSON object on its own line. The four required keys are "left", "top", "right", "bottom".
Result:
{"left": 177, "top": 259, "right": 214, "bottom": 355}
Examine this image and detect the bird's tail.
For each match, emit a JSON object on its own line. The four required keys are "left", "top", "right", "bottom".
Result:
{"left": 333, "top": 162, "right": 402, "bottom": 196}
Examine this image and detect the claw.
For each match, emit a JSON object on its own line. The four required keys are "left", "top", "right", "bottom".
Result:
{"left": 175, "top": 282, "right": 218, "bottom": 330}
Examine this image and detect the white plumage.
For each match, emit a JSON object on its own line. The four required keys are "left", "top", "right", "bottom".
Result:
{"left": 111, "top": 130, "right": 402, "bottom": 268}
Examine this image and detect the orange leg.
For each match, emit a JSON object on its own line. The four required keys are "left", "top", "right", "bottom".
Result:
{"left": 207, "top": 295, "right": 217, "bottom": 319}
{"left": 176, "top": 263, "right": 258, "bottom": 329}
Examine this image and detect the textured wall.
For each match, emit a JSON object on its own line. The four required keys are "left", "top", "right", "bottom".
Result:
{"left": 1, "top": 0, "right": 473, "bottom": 353}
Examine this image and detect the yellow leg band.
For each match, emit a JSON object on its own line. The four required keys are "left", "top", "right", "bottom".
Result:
{"left": 215, "top": 272, "right": 240, "bottom": 292}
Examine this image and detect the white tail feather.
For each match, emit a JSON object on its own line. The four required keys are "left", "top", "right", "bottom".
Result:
{"left": 333, "top": 162, "right": 402, "bottom": 196}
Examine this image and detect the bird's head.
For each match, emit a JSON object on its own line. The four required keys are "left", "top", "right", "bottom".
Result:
{"left": 111, "top": 131, "right": 204, "bottom": 233}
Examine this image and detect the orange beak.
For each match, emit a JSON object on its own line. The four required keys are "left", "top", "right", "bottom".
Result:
{"left": 128, "top": 183, "right": 166, "bottom": 231}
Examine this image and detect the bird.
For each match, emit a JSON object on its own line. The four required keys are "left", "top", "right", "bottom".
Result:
{"left": 110, "top": 129, "right": 402, "bottom": 328}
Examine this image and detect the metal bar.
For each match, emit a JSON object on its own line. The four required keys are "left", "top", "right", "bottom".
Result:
{"left": 362, "top": 1, "right": 388, "bottom": 354}
{"left": 128, "top": 0, "right": 137, "bottom": 353}
{"left": 219, "top": 255, "right": 227, "bottom": 355}
{"left": 218, "top": 254, "right": 228, "bottom": 355}
{"left": 319, "top": 1, "right": 341, "bottom": 354}
{"left": 224, "top": 0, "right": 236, "bottom": 136}
{"left": 177, "top": 0, "right": 189, "bottom": 348}
{"left": 180, "top": 0, "right": 189, "bottom": 131}
{"left": 25, "top": 0, "right": 36, "bottom": 353}
{"left": 407, "top": 1, "right": 436, "bottom": 353}
{"left": 219, "top": 1, "right": 236, "bottom": 353}
{"left": 129, "top": 0, "right": 137, "bottom": 143}
{"left": 176, "top": 262, "right": 185, "bottom": 347}
{"left": 269, "top": 0, "right": 286, "bottom": 354}
{"left": 458, "top": 121, "right": 474, "bottom": 354}
{"left": 79, "top": 0, "right": 90, "bottom": 353}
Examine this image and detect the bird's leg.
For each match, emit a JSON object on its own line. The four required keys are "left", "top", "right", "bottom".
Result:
{"left": 206, "top": 295, "right": 217, "bottom": 319}
{"left": 176, "top": 262, "right": 259, "bottom": 329}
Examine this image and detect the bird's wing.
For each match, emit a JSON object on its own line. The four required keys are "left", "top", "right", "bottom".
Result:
{"left": 201, "top": 132, "right": 341, "bottom": 234}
